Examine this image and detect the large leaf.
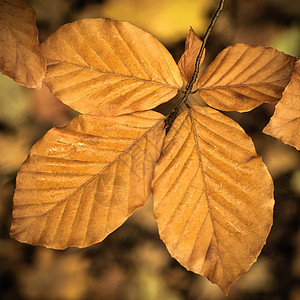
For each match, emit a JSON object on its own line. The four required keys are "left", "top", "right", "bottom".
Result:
{"left": 10, "top": 111, "right": 165, "bottom": 249}
{"left": 197, "top": 43, "right": 296, "bottom": 112}
{"left": 263, "top": 60, "right": 300, "bottom": 150}
{"left": 0, "top": 0, "right": 46, "bottom": 88}
{"left": 152, "top": 106, "right": 274, "bottom": 294}
{"left": 42, "top": 18, "right": 183, "bottom": 116}
{"left": 178, "top": 27, "right": 205, "bottom": 83}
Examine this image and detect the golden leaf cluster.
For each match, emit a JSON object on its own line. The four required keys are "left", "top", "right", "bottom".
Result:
{"left": 0, "top": 0, "right": 299, "bottom": 294}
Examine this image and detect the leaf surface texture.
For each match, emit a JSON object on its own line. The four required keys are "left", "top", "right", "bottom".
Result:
{"left": 42, "top": 18, "right": 183, "bottom": 116}
{"left": 263, "top": 60, "right": 300, "bottom": 150}
{"left": 152, "top": 106, "right": 274, "bottom": 293}
{"left": 0, "top": 0, "right": 46, "bottom": 88}
{"left": 11, "top": 111, "right": 165, "bottom": 249}
{"left": 197, "top": 44, "right": 296, "bottom": 112}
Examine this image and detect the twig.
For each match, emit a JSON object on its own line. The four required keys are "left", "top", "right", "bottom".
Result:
{"left": 172, "top": 0, "right": 225, "bottom": 115}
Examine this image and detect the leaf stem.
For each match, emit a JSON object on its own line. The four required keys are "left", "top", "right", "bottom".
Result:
{"left": 174, "top": 0, "right": 225, "bottom": 114}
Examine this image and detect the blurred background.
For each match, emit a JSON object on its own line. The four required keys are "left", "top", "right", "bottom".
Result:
{"left": 0, "top": 0, "right": 300, "bottom": 299}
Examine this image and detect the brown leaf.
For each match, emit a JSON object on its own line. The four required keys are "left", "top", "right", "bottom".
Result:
{"left": 152, "top": 106, "right": 274, "bottom": 294}
{"left": 0, "top": 0, "right": 46, "bottom": 88}
{"left": 263, "top": 60, "right": 300, "bottom": 150}
{"left": 42, "top": 18, "right": 183, "bottom": 116}
{"left": 10, "top": 111, "right": 165, "bottom": 249}
{"left": 197, "top": 43, "right": 296, "bottom": 112}
{"left": 178, "top": 27, "right": 205, "bottom": 83}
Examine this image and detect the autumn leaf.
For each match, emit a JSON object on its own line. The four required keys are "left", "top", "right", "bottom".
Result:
{"left": 10, "top": 111, "right": 165, "bottom": 249}
{"left": 197, "top": 44, "right": 296, "bottom": 112}
{"left": 7, "top": 1, "right": 297, "bottom": 293}
{"left": 263, "top": 60, "right": 300, "bottom": 150}
{"left": 42, "top": 18, "right": 183, "bottom": 117}
{"left": 152, "top": 106, "right": 274, "bottom": 294}
{"left": 0, "top": 0, "right": 46, "bottom": 88}
{"left": 178, "top": 27, "right": 205, "bottom": 84}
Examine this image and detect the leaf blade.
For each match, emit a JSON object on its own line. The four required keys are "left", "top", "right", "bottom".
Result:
{"left": 197, "top": 43, "right": 296, "bottom": 112}
{"left": 42, "top": 18, "right": 183, "bottom": 116}
{"left": 263, "top": 60, "right": 300, "bottom": 150}
{"left": 152, "top": 106, "right": 274, "bottom": 293}
{"left": 178, "top": 28, "right": 205, "bottom": 83}
{"left": 0, "top": 0, "right": 46, "bottom": 88}
{"left": 10, "top": 111, "right": 165, "bottom": 249}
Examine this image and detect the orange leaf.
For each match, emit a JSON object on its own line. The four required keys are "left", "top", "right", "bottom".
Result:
{"left": 42, "top": 18, "right": 183, "bottom": 116}
{"left": 263, "top": 60, "right": 300, "bottom": 150}
{"left": 10, "top": 111, "right": 165, "bottom": 249}
{"left": 0, "top": 0, "right": 46, "bottom": 88}
{"left": 152, "top": 106, "right": 274, "bottom": 293}
{"left": 197, "top": 44, "right": 296, "bottom": 112}
{"left": 178, "top": 28, "right": 205, "bottom": 83}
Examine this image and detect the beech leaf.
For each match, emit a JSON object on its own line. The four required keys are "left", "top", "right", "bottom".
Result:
{"left": 10, "top": 111, "right": 165, "bottom": 249}
{"left": 263, "top": 60, "right": 300, "bottom": 150}
{"left": 178, "top": 27, "right": 205, "bottom": 83}
{"left": 152, "top": 106, "right": 274, "bottom": 294}
{"left": 197, "top": 43, "right": 296, "bottom": 112}
{"left": 0, "top": 0, "right": 46, "bottom": 88}
{"left": 42, "top": 18, "right": 183, "bottom": 116}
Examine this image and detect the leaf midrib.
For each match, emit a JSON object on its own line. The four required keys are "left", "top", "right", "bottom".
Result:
{"left": 47, "top": 59, "right": 181, "bottom": 90}
{"left": 188, "top": 107, "right": 226, "bottom": 275}
{"left": 199, "top": 78, "right": 289, "bottom": 90}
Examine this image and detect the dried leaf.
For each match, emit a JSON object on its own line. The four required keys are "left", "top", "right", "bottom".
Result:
{"left": 263, "top": 60, "right": 300, "bottom": 150}
{"left": 152, "top": 106, "right": 274, "bottom": 293}
{"left": 42, "top": 18, "right": 183, "bottom": 116}
{"left": 178, "top": 28, "right": 205, "bottom": 83}
{"left": 10, "top": 111, "right": 165, "bottom": 249}
{"left": 0, "top": 0, "right": 46, "bottom": 88}
{"left": 197, "top": 43, "right": 296, "bottom": 112}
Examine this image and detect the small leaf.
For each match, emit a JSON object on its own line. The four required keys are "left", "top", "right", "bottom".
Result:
{"left": 0, "top": 0, "right": 46, "bottom": 88}
{"left": 197, "top": 43, "right": 296, "bottom": 112}
{"left": 263, "top": 60, "right": 300, "bottom": 150}
{"left": 152, "top": 106, "right": 274, "bottom": 294}
{"left": 42, "top": 18, "right": 183, "bottom": 116}
{"left": 10, "top": 111, "right": 165, "bottom": 249}
{"left": 178, "top": 28, "right": 205, "bottom": 83}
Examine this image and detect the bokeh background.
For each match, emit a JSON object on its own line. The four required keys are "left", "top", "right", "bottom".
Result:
{"left": 0, "top": 0, "right": 300, "bottom": 299}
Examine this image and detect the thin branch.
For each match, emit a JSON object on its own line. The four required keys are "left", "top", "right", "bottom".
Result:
{"left": 174, "top": 0, "right": 225, "bottom": 113}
